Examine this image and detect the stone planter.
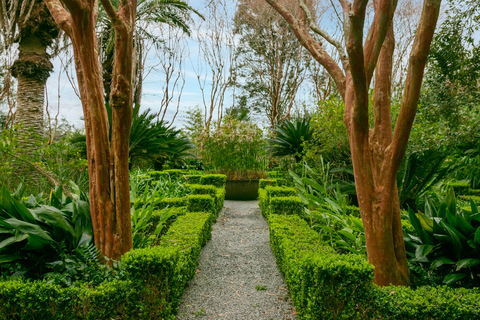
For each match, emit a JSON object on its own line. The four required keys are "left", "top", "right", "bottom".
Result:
{"left": 225, "top": 179, "right": 260, "bottom": 200}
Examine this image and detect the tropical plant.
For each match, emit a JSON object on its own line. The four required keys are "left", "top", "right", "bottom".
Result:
{"left": 202, "top": 116, "right": 266, "bottom": 180}
{"left": 397, "top": 149, "right": 451, "bottom": 211}
{"left": 71, "top": 104, "right": 193, "bottom": 168}
{"left": 0, "top": 183, "right": 100, "bottom": 284}
{"left": 129, "top": 175, "right": 174, "bottom": 249}
{"left": 289, "top": 160, "right": 365, "bottom": 255}
{"left": 404, "top": 188, "right": 480, "bottom": 288}
{"left": 268, "top": 117, "right": 313, "bottom": 162}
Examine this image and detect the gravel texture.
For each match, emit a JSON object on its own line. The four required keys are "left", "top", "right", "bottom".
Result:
{"left": 176, "top": 200, "right": 298, "bottom": 320}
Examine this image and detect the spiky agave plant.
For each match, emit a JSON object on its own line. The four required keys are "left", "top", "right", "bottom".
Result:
{"left": 268, "top": 117, "right": 313, "bottom": 162}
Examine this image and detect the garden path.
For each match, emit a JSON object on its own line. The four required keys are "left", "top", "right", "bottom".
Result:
{"left": 176, "top": 200, "right": 298, "bottom": 320}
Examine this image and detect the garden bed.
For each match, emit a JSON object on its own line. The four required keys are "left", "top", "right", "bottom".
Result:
{"left": 259, "top": 179, "right": 480, "bottom": 320}
{"left": 0, "top": 173, "right": 226, "bottom": 320}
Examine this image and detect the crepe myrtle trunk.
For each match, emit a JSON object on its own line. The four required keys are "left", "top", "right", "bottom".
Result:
{"left": 44, "top": 0, "right": 135, "bottom": 260}
{"left": 265, "top": 0, "right": 441, "bottom": 286}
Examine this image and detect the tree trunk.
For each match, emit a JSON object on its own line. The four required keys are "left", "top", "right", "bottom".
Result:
{"left": 265, "top": 0, "right": 441, "bottom": 286}
{"left": 11, "top": 0, "right": 58, "bottom": 181}
{"left": 11, "top": 33, "right": 51, "bottom": 145}
{"left": 44, "top": 0, "right": 135, "bottom": 261}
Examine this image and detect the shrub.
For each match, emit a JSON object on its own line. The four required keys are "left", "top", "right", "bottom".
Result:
{"left": 259, "top": 178, "right": 278, "bottom": 189}
{"left": 187, "top": 195, "right": 214, "bottom": 214}
{"left": 446, "top": 181, "right": 470, "bottom": 195}
{"left": 267, "top": 214, "right": 374, "bottom": 319}
{"left": 185, "top": 174, "right": 202, "bottom": 184}
{"left": 265, "top": 208, "right": 480, "bottom": 319}
{"left": 404, "top": 188, "right": 480, "bottom": 287}
{"left": 0, "top": 210, "right": 217, "bottom": 320}
{"left": 269, "top": 196, "right": 303, "bottom": 216}
{"left": 200, "top": 174, "right": 226, "bottom": 188}
{"left": 156, "top": 197, "right": 187, "bottom": 209}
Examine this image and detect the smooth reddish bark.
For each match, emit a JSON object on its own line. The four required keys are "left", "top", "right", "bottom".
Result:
{"left": 265, "top": 0, "right": 441, "bottom": 286}
{"left": 44, "top": 0, "right": 136, "bottom": 260}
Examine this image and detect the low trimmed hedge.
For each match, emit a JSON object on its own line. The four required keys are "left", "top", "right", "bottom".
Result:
{"left": 0, "top": 172, "right": 227, "bottom": 320}
{"left": 156, "top": 197, "right": 187, "bottom": 209}
{"left": 185, "top": 174, "right": 203, "bottom": 184}
{"left": 0, "top": 211, "right": 215, "bottom": 320}
{"left": 261, "top": 185, "right": 480, "bottom": 319}
{"left": 200, "top": 174, "right": 226, "bottom": 188}
{"left": 269, "top": 196, "right": 303, "bottom": 216}
{"left": 447, "top": 181, "right": 470, "bottom": 195}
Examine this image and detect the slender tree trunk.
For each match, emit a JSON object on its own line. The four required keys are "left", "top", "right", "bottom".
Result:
{"left": 45, "top": 0, "right": 135, "bottom": 260}
{"left": 265, "top": 0, "right": 441, "bottom": 286}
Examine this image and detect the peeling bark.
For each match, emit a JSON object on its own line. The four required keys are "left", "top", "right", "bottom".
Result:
{"left": 44, "top": 0, "right": 135, "bottom": 260}
{"left": 265, "top": 0, "right": 442, "bottom": 286}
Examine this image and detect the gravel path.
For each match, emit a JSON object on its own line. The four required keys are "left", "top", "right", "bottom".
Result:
{"left": 176, "top": 200, "right": 298, "bottom": 320}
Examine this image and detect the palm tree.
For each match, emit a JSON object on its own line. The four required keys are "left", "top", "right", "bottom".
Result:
{"left": 2, "top": 0, "right": 59, "bottom": 147}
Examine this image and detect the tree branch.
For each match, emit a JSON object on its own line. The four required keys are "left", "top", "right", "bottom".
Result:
{"left": 388, "top": 0, "right": 442, "bottom": 177}
{"left": 43, "top": 0, "right": 72, "bottom": 34}
{"left": 299, "top": 0, "right": 348, "bottom": 71}
{"left": 363, "top": 0, "right": 398, "bottom": 86}
{"left": 265, "top": 0, "right": 346, "bottom": 99}
{"left": 99, "top": 0, "right": 122, "bottom": 26}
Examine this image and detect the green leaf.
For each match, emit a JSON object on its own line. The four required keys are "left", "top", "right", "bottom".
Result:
{"left": 443, "top": 273, "right": 467, "bottom": 286}
{"left": 34, "top": 206, "right": 75, "bottom": 236}
{"left": 408, "top": 208, "right": 433, "bottom": 245}
{"left": 474, "top": 227, "right": 480, "bottom": 245}
{"left": 0, "top": 233, "right": 28, "bottom": 250}
{"left": 456, "top": 258, "right": 480, "bottom": 269}
{"left": 417, "top": 214, "right": 434, "bottom": 233}
{"left": 439, "top": 221, "right": 463, "bottom": 259}
{"left": 338, "top": 229, "right": 357, "bottom": 242}
{"left": 446, "top": 187, "right": 457, "bottom": 217}
{"left": 431, "top": 256, "right": 455, "bottom": 269}
{"left": 0, "top": 254, "right": 20, "bottom": 264}
{"left": 4, "top": 218, "right": 53, "bottom": 242}
{"left": 26, "top": 233, "right": 51, "bottom": 250}
{"left": 415, "top": 244, "right": 435, "bottom": 260}
{"left": 471, "top": 200, "right": 479, "bottom": 214}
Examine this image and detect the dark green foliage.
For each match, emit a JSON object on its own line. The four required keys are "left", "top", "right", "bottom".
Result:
{"left": 187, "top": 195, "right": 214, "bottom": 214}
{"left": 71, "top": 105, "right": 193, "bottom": 168}
{"left": 185, "top": 174, "right": 202, "bottom": 184}
{"left": 397, "top": 149, "right": 450, "bottom": 210}
{"left": 264, "top": 200, "right": 480, "bottom": 319}
{"left": 269, "top": 196, "right": 303, "bottom": 216}
{"left": 447, "top": 181, "right": 471, "bottom": 196}
{"left": 404, "top": 188, "right": 480, "bottom": 287}
{"left": 200, "top": 174, "right": 226, "bottom": 188}
{"left": 268, "top": 117, "right": 313, "bottom": 162}
{"left": 0, "top": 209, "right": 218, "bottom": 319}
{"left": 0, "top": 185, "right": 98, "bottom": 282}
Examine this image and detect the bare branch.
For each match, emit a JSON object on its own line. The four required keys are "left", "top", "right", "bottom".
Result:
{"left": 265, "top": 0, "right": 346, "bottom": 99}
{"left": 299, "top": 0, "right": 348, "bottom": 71}
{"left": 43, "top": 0, "right": 73, "bottom": 34}
{"left": 388, "top": 0, "right": 442, "bottom": 177}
